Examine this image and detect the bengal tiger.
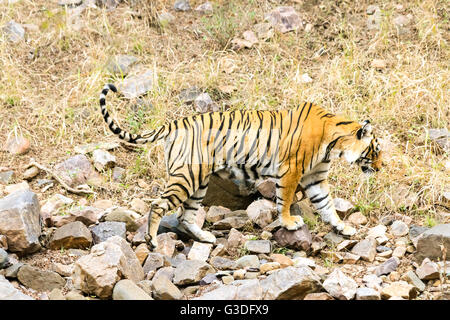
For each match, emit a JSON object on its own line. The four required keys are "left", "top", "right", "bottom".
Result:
{"left": 99, "top": 84, "right": 382, "bottom": 249}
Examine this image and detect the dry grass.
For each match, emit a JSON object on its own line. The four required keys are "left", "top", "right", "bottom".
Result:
{"left": 0, "top": 0, "right": 448, "bottom": 225}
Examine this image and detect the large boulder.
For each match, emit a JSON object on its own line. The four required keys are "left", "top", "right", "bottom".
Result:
{"left": 72, "top": 236, "right": 144, "bottom": 299}
{"left": 0, "top": 190, "right": 41, "bottom": 255}
{"left": 415, "top": 224, "right": 450, "bottom": 263}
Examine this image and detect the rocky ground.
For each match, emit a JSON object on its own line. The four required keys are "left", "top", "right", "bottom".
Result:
{"left": 0, "top": 0, "right": 449, "bottom": 301}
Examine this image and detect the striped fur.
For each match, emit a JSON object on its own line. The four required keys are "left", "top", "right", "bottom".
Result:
{"left": 99, "top": 84, "right": 382, "bottom": 247}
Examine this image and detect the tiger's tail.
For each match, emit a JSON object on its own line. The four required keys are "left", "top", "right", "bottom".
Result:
{"left": 99, "top": 84, "right": 168, "bottom": 144}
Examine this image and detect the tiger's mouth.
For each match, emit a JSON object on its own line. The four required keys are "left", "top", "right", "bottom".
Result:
{"left": 361, "top": 165, "right": 377, "bottom": 174}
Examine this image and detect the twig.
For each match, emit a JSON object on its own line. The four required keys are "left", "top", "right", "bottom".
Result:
{"left": 25, "top": 159, "right": 95, "bottom": 195}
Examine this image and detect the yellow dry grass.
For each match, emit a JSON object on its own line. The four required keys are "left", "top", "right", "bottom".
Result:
{"left": 0, "top": 0, "right": 448, "bottom": 225}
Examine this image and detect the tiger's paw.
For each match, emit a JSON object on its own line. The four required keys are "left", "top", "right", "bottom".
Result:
{"left": 280, "top": 215, "right": 305, "bottom": 231}
{"left": 180, "top": 220, "right": 217, "bottom": 244}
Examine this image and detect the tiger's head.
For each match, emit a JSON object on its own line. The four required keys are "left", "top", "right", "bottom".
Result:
{"left": 335, "top": 120, "right": 383, "bottom": 174}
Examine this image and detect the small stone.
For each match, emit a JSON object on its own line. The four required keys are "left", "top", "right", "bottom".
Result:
{"left": 333, "top": 198, "right": 354, "bottom": 215}
{"left": 264, "top": 6, "right": 302, "bottom": 33}
{"left": 0, "top": 235, "right": 7, "bottom": 250}
{"left": 375, "top": 257, "right": 400, "bottom": 276}
{"left": 130, "top": 198, "right": 149, "bottom": 215}
{"left": 104, "top": 207, "right": 140, "bottom": 232}
{"left": 65, "top": 290, "right": 86, "bottom": 300}
{"left": 174, "top": 0, "right": 190, "bottom": 11}
{"left": 246, "top": 199, "right": 276, "bottom": 228}
{"left": 367, "top": 225, "right": 387, "bottom": 239}
{"left": 155, "top": 233, "right": 176, "bottom": 258}
{"left": 389, "top": 271, "right": 401, "bottom": 282}
{"left": 324, "top": 232, "right": 345, "bottom": 246}
{"left": 356, "top": 287, "right": 380, "bottom": 300}
{"left": 151, "top": 275, "right": 183, "bottom": 300}
{"left": 116, "top": 68, "right": 154, "bottom": 99}
{"left": 261, "top": 231, "right": 272, "bottom": 240}
{"left": 270, "top": 254, "right": 293, "bottom": 268}
{"left": 22, "top": 166, "right": 39, "bottom": 181}
{"left": 210, "top": 243, "right": 226, "bottom": 257}
{"left": 391, "top": 220, "right": 409, "bottom": 237}
{"left": 206, "top": 206, "right": 230, "bottom": 224}
{"left": 49, "top": 221, "right": 93, "bottom": 250}
{"left": 253, "top": 22, "right": 274, "bottom": 40}
{"left": 113, "top": 279, "right": 153, "bottom": 300}
{"left": 233, "top": 269, "right": 246, "bottom": 280}
{"left": 92, "top": 149, "right": 116, "bottom": 171}
{"left": 347, "top": 212, "right": 368, "bottom": 226}
{"left": 195, "top": 2, "right": 213, "bottom": 14}
{"left": 244, "top": 240, "right": 271, "bottom": 254}
{"left": 194, "top": 93, "right": 219, "bottom": 113}
{"left": 415, "top": 224, "right": 450, "bottom": 263}
{"left": 53, "top": 263, "right": 74, "bottom": 277}
{"left": 273, "top": 225, "right": 312, "bottom": 251}
{"left": 135, "top": 243, "right": 150, "bottom": 265}
{"left": 5, "top": 181, "right": 30, "bottom": 194}
{"left": 336, "top": 240, "right": 358, "bottom": 251}
{"left": 381, "top": 281, "right": 417, "bottom": 300}
{"left": 256, "top": 179, "right": 276, "bottom": 199}
{"left": 235, "top": 255, "right": 260, "bottom": 269}
{"left": 112, "top": 167, "right": 125, "bottom": 182}
{"left": 416, "top": 258, "right": 440, "bottom": 280}
{"left": 178, "top": 87, "right": 202, "bottom": 104}
{"left": 210, "top": 256, "right": 236, "bottom": 270}
{"left": 92, "top": 199, "right": 114, "bottom": 210}
{"left": 49, "top": 288, "right": 65, "bottom": 300}
{"left": 351, "top": 238, "right": 377, "bottom": 262}
{"left": 158, "top": 11, "right": 175, "bottom": 26}
{"left": 392, "top": 246, "right": 406, "bottom": 258}
{"left": 3, "top": 20, "right": 25, "bottom": 43}
{"left": 187, "top": 242, "right": 212, "bottom": 262}
{"left": 322, "top": 268, "right": 358, "bottom": 300}
{"left": 363, "top": 274, "right": 382, "bottom": 290}
{"left": 0, "top": 170, "right": 14, "bottom": 184}
{"left": 292, "top": 257, "right": 315, "bottom": 268}
{"left": 222, "top": 275, "right": 234, "bottom": 285}
{"left": 172, "top": 260, "right": 215, "bottom": 286}
{"left": 90, "top": 221, "right": 126, "bottom": 244}
{"left": 260, "top": 262, "right": 280, "bottom": 274}
{"left": 428, "top": 128, "right": 449, "bottom": 151}
{"left": 105, "top": 55, "right": 139, "bottom": 76}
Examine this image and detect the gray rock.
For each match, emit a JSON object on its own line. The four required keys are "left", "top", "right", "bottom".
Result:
{"left": 105, "top": 55, "right": 139, "bottom": 76}
{"left": 255, "top": 179, "right": 276, "bottom": 200}
{"left": 0, "top": 248, "right": 9, "bottom": 269}
{"left": 264, "top": 6, "right": 301, "bottom": 33}
{"left": 90, "top": 221, "right": 127, "bottom": 244}
{"left": 323, "top": 268, "right": 357, "bottom": 300}
{"left": 40, "top": 193, "right": 74, "bottom": 227}
{"left": 260, "top": 266, "right": 322, "bottom": 299}
{"left": 152, "top": 266, "right": 175, "bottom": 283}
{"left": 199, "top": 273, "right": 218, "bottom": 286}
{"left": 206, "top": 206, "right": 231, "bottom": 223}
{"left": 112, "top": 166, "right": 125, "bottom": 182}
{"left": 402, "top": 270, "right": 426, "bottom": 292}
{"left": 244, "top": 240, "right": 272, "bottom": 254}
{"left": 113, "top": 279, "right": 153, "bottom": 300}
{"left": 375, "top": 257, "right": 400, "bottom": 276}
{"left": 143, "top": 252, "right": 165, "bottom": 274}
{"left": 416, "top": 258, "right": 440, "bottom": 280}
{"left": 356, "top": 287, "right": 380, "bottom": 300}
{"left": 178, "top": 87, "right": 202, "bottom": 104}
{"left": 22, "top": 166, "right": 39, "bottom": 181}
{"left": 194, "top": 284, "right": 238, "bottom": 300}
{"left": 246, "top": 199, "right": 276, "bottom": 228}
{"left": 0, "top": 190, "right": 41, "bottom": 255}
{"left": 173, "top": 260, "right": 215, "bottom": 285}
{"left": 273, "top": 225, "right": 312, "bottom": 251}
{"left": 174, "top": 0, "right": 190, "bottom": 11}
{"left": 4, "top": 262, "right": 23, "bottom": 278}
{"left": 195, "top": 2, "right": 213, "bottom": 14}
{"left": 381, "top": 281, "right": 417, "bottom": 300}
{"left": 117, "top": 68, "right": 154, "bottom": 99}
{"left": 17, "top": 265, "right": 66, "bottom": 292}
{"left": 351, "top": 238, "right": 377, "bottom": 262}
{"left": 151, "top": 275, "right": 183, "bottom": 300}
{"left": 3, "top": 20, "right": 25, "bottom": 43}
{"left": 92, "top": 149, "right": 116, "bottom": 171}
{"left": 210, "top": 256, "right": 236, "bottom": 270}
{"left": 428, "top": 128, "right": 449, "bottom": 151}
{"left": 48, "top": 288, "right": 65, "bottom": 300}
{"left": 72, "top": 236, "right": 144, "bottom": 299}
{"left": 194, "top": 92, "right": 219, "bottom": 113}
{"left": 53, "top": 206, "right": 102, "bottom": 227}
{"left": 53, "top": 154, "right": 100, "bottom": 188}
{"left": 367, "top": 5, "right": 381, "bottom": 30}
{"left": 158, "top": 11, "right": 175, "bottom": 26}
{"left": 0, "top": 170, "right": 14, "bottom": 184}
{"left": 104, "top": 207, "right": 140, "bottom": 232}
{"left": 187, "top": 241, "right": 212, "bottom": 262}
{"left": 324, "top": 232, "right": 345, "bottom": 246}
{"left": 65, "top": 290, "right": 86, "bottom": 300}
{"left": 212, "top": 210, "right": 249, "bottom": 230}
{"left": 333, "top": 198, "right": 354, "bottom": 215}
{"left": 235, "top": 255, "right": 260, "bottom": 269}
{"left": 0, "top": 275, "right": 33, "bottom": 300}
{"left": 391, "top": 220, "right": 409, "bottom": 237}
{"left": 415, "top": 224, "right": 450, "bottom": 263}
{"left": 49, "top": 221, "right": 93, "bottom": 250}
{"left": 169, "top": 253, "right": 187, "bottom": 268}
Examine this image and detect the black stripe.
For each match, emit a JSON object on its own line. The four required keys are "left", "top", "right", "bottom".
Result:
{"left": 336, "top": 121, "right": 353, "bottom": 126}
{"left": 310, "top": 193, "right": 329, "bottom": 204}
{"left": 304, "top": 179, "right": 324, "bottom": 190}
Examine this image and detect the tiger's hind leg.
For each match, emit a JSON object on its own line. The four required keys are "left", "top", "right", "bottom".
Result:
{"left": 179, "top": 179, "right": 216, "bottom": 244}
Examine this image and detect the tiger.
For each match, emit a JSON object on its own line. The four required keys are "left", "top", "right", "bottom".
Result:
{"left": 99, "top": 84, "right": 382, "bottom": 249}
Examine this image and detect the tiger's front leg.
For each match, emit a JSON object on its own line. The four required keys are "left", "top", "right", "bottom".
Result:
{"left": 277, "top": 171, "right": 305, "bottom": 230}
{"left": 301, "top": 178, "right": 356, "bottom": 236}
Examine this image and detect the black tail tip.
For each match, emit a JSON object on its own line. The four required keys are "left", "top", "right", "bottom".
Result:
{"left": 108, "top": 84, "right": 118, "bottom": 93}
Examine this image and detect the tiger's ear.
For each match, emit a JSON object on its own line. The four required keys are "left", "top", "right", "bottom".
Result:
{"left": 357, "top": 120, "right": 372, "bottom": 139}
